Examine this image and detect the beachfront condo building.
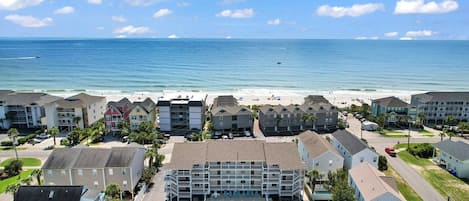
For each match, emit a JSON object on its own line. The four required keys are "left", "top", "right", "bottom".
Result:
{"left": 157, "top": 94, "right": 207, "bottom": 134}
{"left": 371, "top": 96, "right": 417, "bottom": 123}
{"left": 258, "top": 95, "right": 338, "bottom": 134}
{"left": 349, "top": 162, "right": 404, "bottom": 201}
{"left": 332, "top": 130, "right": 378, "bottom": 170}
{"left": 165, "top": 141, "right": 306, "bottom": 201}
{"left": 411, "top": 92, "right": 469, "bottom": 125}
{"left": 104, "top": 98, "right": 132, "bottom": 133}
{"left": 45, "top": 93, "right": 106, "bottom": 131}
{"left": 0, "top": 90, "right": 61, "bottom": 129}
{"left": 210, "top": 95, "right": 253, "bottom": 133}
{"left": 42, "top": 146, "right": 145, "bottom": 195}
{"left": 297, "top": 130, "right": 344, "bottom": 174}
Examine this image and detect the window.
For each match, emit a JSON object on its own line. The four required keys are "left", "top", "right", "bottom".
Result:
{"left": 315, "top": 162, "right": 319, "bottom": 166}
{"left": 92, "top": 169, "right": 97, "bottom": 176}
{"left": 122, "top": 168, "right": 126, "bottom": 175}
{"left": 123, "top": 180, "right": 128, "bottom": 187}
{"left": 109, "top": 169, "right": 113, "bottom": 175}
{"left": 373, "top": 157, "right": 377, "bottom": 163}
{"left": 61, "top": 170, "right": 66, "bottom": 175}
{"left": 93, "top": 181, "right": 99, "bottom": 187}
{"left": 48, "top": 170, "right": 53, "bottom": 176}
{"left": 78, "top": 169, "right": 83, "bottom": 176}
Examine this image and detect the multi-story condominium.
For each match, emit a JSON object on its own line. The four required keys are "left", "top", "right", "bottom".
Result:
{"left": 165, "top": 141, "right": 306, "bottom": 201}
{"left": 297, "top": 130, "right": 344, "bottom": 174}
{"left": 0, "top": 90, "right": 61, "bottom": 129}
{"left": 14, "top": 185, "right": 104, "bottom": 201}
{"left": 258, "top": 95, "right": 338, "bottom": 134}
{"left": 42, "top": 146, "right": 145, "bottom": 194}
{"left": 157, "top": 94, "right": 207, "bottom": 133}
{"left": 332, "top": 130, "right": 378, "bottom": 170}
{"left": 434, "top": 140, "right": 469, "bottom": 179}
{"left": 371, "top": 96, "right": 417, "bottom": 122}
{"left": 210, "top": 95, "right": 253, "bottom": 132}
{"left": 104, "top": 98, "right": 131, "bottom": 133}
{"left": 411, "top": 92, "right": 469, "bottom": 124}
{"left": 126, "top": 98, "right": 156, "bottom": 131}
{"left": 45, "top": 93, "right": 106, "bottom": 131}
{"left": 349, "top": 162, "right": 404, "bottom": 201}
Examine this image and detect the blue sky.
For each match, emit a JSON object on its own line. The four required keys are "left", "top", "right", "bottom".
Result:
{"left": 0, "top": 0, "right": 467, "bottom": 39}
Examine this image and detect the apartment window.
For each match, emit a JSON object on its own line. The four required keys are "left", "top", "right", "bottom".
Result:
{"left": 226, "top": 181, "right": 231, "bottom": 184}
{"left": 123, "top": 180, "right": 128, "bottom": 187}
{"left": 92, "top": 169, "right": 97, "bottom": 176}
{"left": 232, "top": 116, "right": 237, "bottom": 121}
{"left": 78, "top": 169, "right": 83, "bottom": 176}
{"left": 61, "top": 170, "right": 66, "bottom": 176}
{"left": 93, "top": 181, "right": 99, "bottom": 187}
{"left": 122, "top": 168, "right": 126, "bottom": 175}
{"left": 315, "top": 162, "right": 319, "bottom": 166}
{"left": 241, "top": 180, "right": 246, "bottom": 184}
{"left": 47, "top": 170, "right": 53, "bottom": 176}
{"left": 109, "top": 169, "right": 113, "bottom": 175}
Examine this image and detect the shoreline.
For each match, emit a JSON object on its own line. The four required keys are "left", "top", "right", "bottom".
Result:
{"left": 28, "top": 88, "right": 427, "bottom": 108}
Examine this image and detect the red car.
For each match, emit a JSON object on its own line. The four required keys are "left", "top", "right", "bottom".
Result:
{"left": 385, "top": 148, "right": 396, "bottom": 157}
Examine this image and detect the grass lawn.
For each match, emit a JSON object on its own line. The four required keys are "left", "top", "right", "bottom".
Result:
{"left": 398, "top": 151, "right": 469, "bottom": 200}
{"left": 0, "top": 169, "right": 33, "bottom": 193}
{"left": 418, "top": 129, "right": 434, "bottom": 137}
{"left": 0, "top": 158, "right": 42, "bottom": 167}
{"left": 384, "top": 166, "right": 423, "bottom": 201}
{"left": 0, "top": 147, "right": 26, "bottom": 151}
{"left": 381, "top": 129, "right": 409, "bottom": 138}
{"left": 394, "top": 143, "right": 423, "bottom": 150}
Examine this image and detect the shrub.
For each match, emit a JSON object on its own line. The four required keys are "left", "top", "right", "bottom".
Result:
{"left": 408, "top": 143, "right": 434, "bottom": 158}
{"left": 60, "top": 139, "right": 70, "bottom": 146}
{"left": 17, "top": 134, "right": 37, "bottom": 145}
{"left": 1, "top": 141, "right": 13, "bottom": 146}
{"left": 378, "top": 155, "right": 388, "bottom": 171}
{"left": 44, "top": 145, "right": 55, "bottom": 150}
{"left": 4, "top": 160, "right": 23, "bottom": 177}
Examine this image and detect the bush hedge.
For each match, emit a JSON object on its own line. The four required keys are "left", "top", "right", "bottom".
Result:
{"left": 17, "top": 134, "right": 37, "bottom": 145}
{"left": 408, "top": 143, "right": 434, "bottom": 158}
{"left": 1, "top": 141, "right": 13, "bottom": 146}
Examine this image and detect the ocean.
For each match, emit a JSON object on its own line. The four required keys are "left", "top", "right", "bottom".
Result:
{"left": 0, "top": 39, "right": 468, "bottom": 95}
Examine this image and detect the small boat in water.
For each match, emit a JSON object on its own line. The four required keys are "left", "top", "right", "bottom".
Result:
{"left": 35, "top": 56, "right": 40, "bottom": 58}
{"left": 277, "top": 61, "right": 281, "bottom": 64}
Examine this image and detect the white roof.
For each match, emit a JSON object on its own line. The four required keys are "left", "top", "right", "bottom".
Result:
{"left": 158, "top": 92, "right": 207, "bottom": 101}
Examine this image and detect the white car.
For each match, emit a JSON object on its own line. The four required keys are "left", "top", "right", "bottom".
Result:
{"left": 37, "top": 133, "right": 51, "bottom": 139}
{"left": 244, "top": 130, "right": 251, "bottom": 137}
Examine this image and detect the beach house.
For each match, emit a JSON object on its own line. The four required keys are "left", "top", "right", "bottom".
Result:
{"left": 434, "top": 140, "right": 469, "bottom": 179}
{"left": 126, "top": 98, "right": 156, "bottom": 131}
{"left": 332, "top": 130, "right": 378, "bottom": 170}
{"left": 297, "top": 130, "right": 344, "bottom": 174}
{"left": 411, "top": 92, "right": 469, "bottom": 125}
{"left": 349, "top": 162, "right": 404, "bottom": 201}
{"left": 45, "top": 93, "right": 106, "bottom": 131}
{"left": 258, "top": 95, "right": 338, "bottom": 134}
{"left": 157, "top": 93, "right": 207, "bottom": 134}
{"left": 0, "top": 90, "right": 61, "bottom": 129}
{"left": 371, "top": 96, "right": 417, "bottom": 123}
{"left": 165, "top": 141, "right": 306, "bottom": 201}
{"left": 210, "top": 95, "right": 253, "bottom": 134}
{"left": 42, "top": 146, "right": 145, "bottom": 195}
{"left": 104, "top": 98, "right": 132, "bottom": 134}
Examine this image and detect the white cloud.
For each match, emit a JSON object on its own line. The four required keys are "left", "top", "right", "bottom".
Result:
{"left": 115, "top": 35, "right": 127, "bottom": 38}
{"left": 177, "top": 2, "right": 190, "bottom": 7}
{"left": 54, "top": 6, "right": 74, "bottom": 15}
{"left": 218, "top": 0, "right": 246, "bottom": 5}
{"left": 316, "top": 3, "right": 385, "bottom": 18}
{"left": 4, "top": 14, "right": 52, "bottom": 27}
{"left": 385, "top": 32, "right": 399, "bottom": 37}
{"left": 406, "top": 30, "right": 434, "bottom": 37}
{"left": 225, "top": 36, "right": 232, "bottom": 39}
{"left": 113, "top": 25, "right": 151, "bottom": 35}
{"left": 400, "top": 37, "right": 413, "bottom": 40}
{"left": 0, "top": 0, "right": 43, "bottom": 10}
{"left": 216, "top": 8, "right": 254, "bottom": 18}
{"left": 112, "top": 15, "right": 127, "bottom": 22}
{"left": 354, "top": 36, "right": 379, "bottom": 40}
{"left": 168, "top": 34, "right": 178, "bottom": 39}
{"left": 88, "top": 0, "right": 102, "bottom": 4}
{"left": 267, "top": 18, "right": 281, "bottom": 26}
{"left": 125, "top": 0, "right": 165, "bottom": 6}
{"left": 394, "top": 0, "right": 458, "bottom": 14}
{"left": 153, "top": 9, "right": 172, "bottom": 18}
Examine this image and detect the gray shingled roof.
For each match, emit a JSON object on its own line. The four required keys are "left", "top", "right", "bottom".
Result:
{"left": 42, "top": 148, "right": 82, "bottom": 169}
{"left": 434, "top": 140, "right": 469, "bottom": 161}
{"left": 332, "top": 130, "right": 369, "bottom": 155}
{"left": 105, "top": 148, "right": 138, "bottom": 167}
{"left": 304, "top": 95, "right": 330, "bottom": 104}
{"left": 14, "top": 186, "right": 85, "bottom": 201}
{"left": 373, "top": 96, "right": 410, "bottom": 107}
{"left": 73, "top": 148, "right": 112, "bottom": 168}
{"left": 213, "top": 95, "right": 238, "bottom": 107}
{"left": 412, "top": 92, "right": 469, "bottom": 102}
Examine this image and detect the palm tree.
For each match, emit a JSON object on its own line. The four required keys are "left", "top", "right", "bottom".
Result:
{"left": 7, "top": 128, "right": 19, "bottom": 160}
{"left": 72, "top": 116, "right": 82, "bottom": 129}
{"left": 447, "top": 130, "right": 456, "bottom": 141}
{"left": 301, "top": 114, "right": 310, "bottom": 130}
{"left": 48, "top": 127, "right": 59, "bottom": 145}
{"left": 417, "top": 112, "right": 425, "bottom": 128}
{"left": 20, "top": 176, "right": 33, "bottom": 185}
{"left": 306, "top": 169, "right": 322, "bottom": 193}
{"left": 308, "top": 115, "right": 317, "bottom": 130}
{"left": 445, "top": 115, "right": 456, "bottom": 126}
{"left": 146, "top": 146, "right": 157, "bottom": 168}
{"left": 440, "top": 127, "right": 448, "bottom": 141}
{"left": 275, "top": 116, "right": 282, "bottom": 132}
{"left": 5, "top": 183, "right": 19, "bottom": 196}
{"left": 31, "top": 169, "right": 42, "bottom": 185}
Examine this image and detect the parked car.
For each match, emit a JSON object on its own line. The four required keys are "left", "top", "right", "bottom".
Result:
{"left": 228, "top": 133, "right": 233, "bottom": 139}
{"left": 37, "top": 133, "right": 51, "bottom": 139}
{"left": 122, "top": 136, "right": 129, "bottom": 143}
{"left": 385, "top": 147, "right": 396, "bottom": 157}
{"left": 28, "top": 138, "right": 43, "bottom": 144}
{"left": 244, "top": 130, "right": 251, "bottom": 137}
{"left": 221, "top": 135, "right": 228, "bottom": 140}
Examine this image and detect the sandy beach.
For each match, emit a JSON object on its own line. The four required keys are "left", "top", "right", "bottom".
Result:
{"left": 47, "top": 89, "right": 424, "bottom": 108}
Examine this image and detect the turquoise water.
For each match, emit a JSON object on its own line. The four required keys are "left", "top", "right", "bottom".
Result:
{"left": 0, "top": 39, "right": 468, "bottom": 93}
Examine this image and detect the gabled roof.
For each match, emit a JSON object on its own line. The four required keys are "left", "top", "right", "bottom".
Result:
{"left": 211, "top": 105, "right": 251, "bottom": 116}
{"left": 42, "top": 148, "right": 82, "bottom": 169}
{"left": 73, "top": 148, "right": 112, "bottom": 168}
{"left": 349, "top": 163, "right": 404, "bottom": 201}
{"left": 373, "top": 96, "right": 410, "bottom": 108}
{"left": 54, "top": 93, "right": 105, "bottom": 108}
{"left": 264, "top": 142, "right": 307, "bottom": 170}
{"left": 105, "top": 147, "right": 140, "bottom": 167}
{"left": 107, "top": 97, "right": 132, "bottom": 113}
{"left": 434, "top": 140, "right": 469, "bottom": 161}
{"left": 298, "top": 130, "right": 341, "bottom": 158}
{"left": 0, "top": 92, "right": 61, "bottom": 106}
{"left": 332, "top": 130, "right": 369, "bottom": 155}
{"left": 14, "top": 185, "right": 86, "bottom": 201}
{"left": 304, "top": 95, "right": 330, "bottom": 105}
{"left": 412, "top": 92, "right": 469, "bottom": 102}
{"left": 129, "top": 98, "right": 155, "bottom": 113}
{"left": 213, "top": 95, "right": 238, "bottom": 107}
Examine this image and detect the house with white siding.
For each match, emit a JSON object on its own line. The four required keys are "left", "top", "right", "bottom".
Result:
{"left": 297, "top": 130, "right": 343, "bottom": 174}
{"left": 434, "top": 140, "right": 469, "bottom": 179}
{"left": 332, "top": 130, "right": 378, "bottom": 170}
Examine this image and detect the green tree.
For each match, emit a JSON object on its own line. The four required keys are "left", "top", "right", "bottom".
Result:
{"left": 7, "top": 128, "right": 20, "bottom": 160}
{"left": 31, "top": 169, "right": 42, "bottom": 185}
{"left": 72, "top": 116, "right": 81, "bottom": 128}
{"left": 142, "top": 167, "right": 156, "bottom": 184}
{"left": 146, "top": 146, "right": 157, "bottom": 169}
{"left": 67, "top": 127, "right": 82, "bottom": 145}
{"left": 48, "top": 127, "right": 59, "bottom": 145}
{"left": 105, "top": 183, "right": 121, "bottom": 200}
{"left": 378, "top": 155, "right": 388, "bottom": 171}
{"left": 445, "top": 115, "right": 457, "bottom": 126}
{"left": 417, "top": 112, "right": 426, "bottom": 128}
{"left": 5, "top": 183, "right": 20, "bottom": 196}
{"left": 458, "top": 122, "right": 469, "bottom": 133}
{"left": 306, "top": 169, "right": 322, "bottom": 193}
{"left": 4, "top": 159, "right": 23, "bottom": 177}
{"left": 447, "top": 130, "right": 456, "bottom": 141}
{"left": 332, "top": 180, "right": 356, "bottom": 201}
{"left": 118, "top": 121, "right": 131, "bottom": 137}
{"left": 139, "top": 121, "right": 154, "bottom": 134}
{"left": 20, "top": 176, "right": 33, "bottom": 185}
